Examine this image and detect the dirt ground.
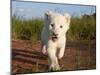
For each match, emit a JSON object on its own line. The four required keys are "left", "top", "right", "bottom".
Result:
{"left": 11, "top": 39, "right": 96, "bottom": 74}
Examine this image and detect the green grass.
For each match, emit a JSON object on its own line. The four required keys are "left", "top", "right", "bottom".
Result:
{"left": 12, "top": 15, "right": 43, "bottom": 43}
{"left": 67, "top": 13, "right": 96, "bottom": 41}
{"left": 12, "top": 13, "right": 96, "bottom": 43}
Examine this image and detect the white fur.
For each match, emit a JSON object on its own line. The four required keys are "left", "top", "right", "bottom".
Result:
{"left": 41, "top": 11, "right": 71, "bottom": 71}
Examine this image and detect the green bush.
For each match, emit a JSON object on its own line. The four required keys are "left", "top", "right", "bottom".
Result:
{"left": 12, "top": 13, "right": 96, "bottom": 42}
{"left": 67, "top": 13, "right": 96, "bottom": 41}
{"left": 12, "top": 15, "right": 43, "bottom": 43}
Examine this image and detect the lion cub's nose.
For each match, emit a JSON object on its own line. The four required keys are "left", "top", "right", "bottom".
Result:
{"left": 53, "top": 32, "right": 58, "bottom": 36}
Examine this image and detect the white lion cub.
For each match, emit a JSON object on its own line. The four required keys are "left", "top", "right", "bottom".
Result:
{"left": 41, "top": 11, "right": 70, "bottom": 71}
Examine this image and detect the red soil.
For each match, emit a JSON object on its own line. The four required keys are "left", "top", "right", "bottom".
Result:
{"left": 12, "top": 40, "right": 96, "bottom": 74}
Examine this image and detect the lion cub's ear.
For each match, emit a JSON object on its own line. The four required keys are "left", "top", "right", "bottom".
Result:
{"left": 45, "top": 11, "right": 53, "bottom": 20}
{"left": 64, "top": 13, "right": 71, "bottom": 25}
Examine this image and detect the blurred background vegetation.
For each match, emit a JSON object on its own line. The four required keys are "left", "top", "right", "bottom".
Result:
{"left": 12, "top": 13, "right": 96, "bottom": 43}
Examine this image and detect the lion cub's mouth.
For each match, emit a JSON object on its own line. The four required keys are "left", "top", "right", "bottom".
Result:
{"left": 51, "top": 36, "right": 58, "bottom": 42}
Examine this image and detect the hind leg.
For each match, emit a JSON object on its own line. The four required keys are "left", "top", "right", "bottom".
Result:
{"left": 41, "top": 44, "right": 47, "bottom": 54}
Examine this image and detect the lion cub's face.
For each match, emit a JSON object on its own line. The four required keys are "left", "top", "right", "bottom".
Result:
{"left": 45, "top": 11, "right": 70, "bottom": 41}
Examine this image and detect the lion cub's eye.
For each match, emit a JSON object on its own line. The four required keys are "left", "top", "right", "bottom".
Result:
{"left": 51, "top": 24, "right": 54, "bottom": 27}
{"left": 60, "top": 25, "right": 63, "bottom": 28}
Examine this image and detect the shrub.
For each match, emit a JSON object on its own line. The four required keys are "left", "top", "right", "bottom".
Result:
{"left": 12, "top": 13, "right": 96, "bottom": 42}
{"left": 12, "top": 16, "right": 43, "bottom": 43}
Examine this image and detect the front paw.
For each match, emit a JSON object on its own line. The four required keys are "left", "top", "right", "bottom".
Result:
{"left": 58, "top": 53, "right": 64, "bottom": 59}
{"left": 49, "top": 65, "right": 60, "bottom": 71}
